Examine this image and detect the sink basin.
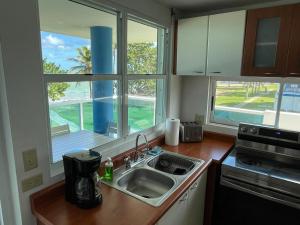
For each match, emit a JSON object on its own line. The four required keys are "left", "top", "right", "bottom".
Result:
{"left": 147, "top": 153, "right": 195, "bottom": 175}
{"left": 117, "top": 168, "right": 174, "bottom": 199}
{"left": 101, "top": 149, "right": 205, "bottom": 207}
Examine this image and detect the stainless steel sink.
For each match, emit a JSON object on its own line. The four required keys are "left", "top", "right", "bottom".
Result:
{"left": 147, "top": 153, "right": 195, "bottom": 175}
{"left": 117, "top": 168, "right": 175, "bottom": 199}
{"left": 102, "top": 149, "right": 205, "bottom": 207}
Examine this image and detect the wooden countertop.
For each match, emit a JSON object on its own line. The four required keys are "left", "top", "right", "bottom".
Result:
{"left": 31, "top": 133, "right": 234, "bottom": 225}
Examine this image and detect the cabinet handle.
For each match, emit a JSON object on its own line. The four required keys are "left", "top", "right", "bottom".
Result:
{"left": 210, "top": 72, "right": 221, "bottom": 74}
{"left": 194, "top": 71, "right": 204, "bottom": 74}
{"left": 190, "top": 182, "right": 198, "bottom": 190}
{"left": 180, "top": 193, "right": 188, "bottom": 202}
{"left": 289, "top": 72, "right": 300, "bottom": 76}
{"left": 263, "top": 72, "right": 279, "bottom": 75}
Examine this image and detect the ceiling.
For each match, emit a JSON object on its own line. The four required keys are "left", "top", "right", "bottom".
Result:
{"left": 154, "top": 0, "right": 282, "bottom": 13}
{"left": 38, "top": 0, "right": 157, "bottom": 43}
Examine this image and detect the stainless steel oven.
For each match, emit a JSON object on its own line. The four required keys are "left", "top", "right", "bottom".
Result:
{"left": 213, "top": 123, "right": 300, "bottom": 225}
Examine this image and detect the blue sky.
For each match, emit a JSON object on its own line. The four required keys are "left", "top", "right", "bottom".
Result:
{"left": 41, "top": 31, "right": 90, "bottom": 71}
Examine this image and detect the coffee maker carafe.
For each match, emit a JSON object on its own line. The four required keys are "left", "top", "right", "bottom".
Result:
{"left": 63, "top": 150, "right": 102, "bottom": 208}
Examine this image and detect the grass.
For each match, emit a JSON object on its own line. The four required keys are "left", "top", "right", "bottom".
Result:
{"left": 215, "top": 83, "right": 279, "bottom": 111}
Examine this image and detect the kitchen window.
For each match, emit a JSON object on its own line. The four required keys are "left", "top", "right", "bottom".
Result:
{"left": 210, "top": 78, "right": 300, "bottom": 132}
{"left": 39, "top": 0, "right": 168, "bottom": 163}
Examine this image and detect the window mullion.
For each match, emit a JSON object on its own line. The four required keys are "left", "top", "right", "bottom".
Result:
{"left": 127, "top": 75, "right": 167, "bottom": 80}
{"left": 274, "top": 81, "right": 284, "bottom": 128}
{"left": 121, "top": 11, "right": 129, "bottom": 137}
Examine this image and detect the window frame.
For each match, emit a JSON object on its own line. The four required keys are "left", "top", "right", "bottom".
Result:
{"left": 122, "top": 12, "right": 168, "bottom": 136}
{"left": 39, "top": 1, "right": 169, "bottom": 166}
{"left": 208, "top": 76, "right": 300, "bottom": 130}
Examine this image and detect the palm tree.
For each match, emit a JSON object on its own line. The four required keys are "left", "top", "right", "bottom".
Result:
{"left": 69, "top": 46, "right": 92, "bottom": 74}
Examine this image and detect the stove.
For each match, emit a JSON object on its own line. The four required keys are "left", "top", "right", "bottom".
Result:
{"left": 221, "top": 123, "right": 300, "bottom": 209}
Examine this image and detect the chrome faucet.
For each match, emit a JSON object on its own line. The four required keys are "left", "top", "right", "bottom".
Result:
{"left": 134, "top": 133, "right": 150, "bottom": 162}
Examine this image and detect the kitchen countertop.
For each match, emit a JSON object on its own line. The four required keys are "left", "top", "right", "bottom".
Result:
{"left": 31, "top": 132, "right": 234, "bottom": 225}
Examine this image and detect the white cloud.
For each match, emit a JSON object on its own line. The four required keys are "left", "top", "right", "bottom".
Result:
{"left": 45, "top": 34, "right": 64, "bottom": 46}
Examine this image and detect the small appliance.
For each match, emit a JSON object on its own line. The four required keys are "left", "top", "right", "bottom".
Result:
{"left": 63, "top": 150, "right": 102, "bottom": 209}
{"left": 180, "top": 122, "right": 203, "bottom": 143}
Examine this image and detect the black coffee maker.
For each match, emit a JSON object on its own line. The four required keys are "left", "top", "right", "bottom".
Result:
{"left": 63, "top": 150, "right": 102, "bottom": 208}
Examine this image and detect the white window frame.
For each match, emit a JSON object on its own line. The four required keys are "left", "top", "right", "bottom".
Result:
{"left": 39, "top": 0, "right": 169, "bottom": 166}
{"left": 208, "top": 76, "right": 300, "bottom": 129}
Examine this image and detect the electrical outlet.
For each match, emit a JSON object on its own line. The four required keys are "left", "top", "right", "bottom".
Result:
{"left": 195, "top": 114, "right": 204, "bottom": 125}
{"left": 22, "top": 174, "right": 43, "bottom": 192}
{"left": 22, "top": 148, "right": 38, "bottom": 172}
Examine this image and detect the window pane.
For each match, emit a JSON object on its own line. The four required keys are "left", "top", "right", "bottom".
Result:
{"left": 39, "top": 0, "right": 117, "bottom": 74}
{"left": 128, "top": 80, "right": 157, "bottom": 133}
{"left": 127, "top": 19, "right": 165, "bottom": 74}
{"left": 212, "top": 81, "right": 280, "bottom": 126}
{"left": 48, "top": 81, "right": 120, "bottom": 162}
{"left": 278, "top": 83, "right": 300, "bottom": 132}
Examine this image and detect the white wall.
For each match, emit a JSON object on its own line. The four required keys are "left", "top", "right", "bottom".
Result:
{"left": 167, "top": 16, "right": 182, "bottom": 120}
{"left": 180, "top": 77, "right": 209, "bottom": 122}
{"left": 0, "top": 42, "right": 19, "bottom": 225}
{"left": 0, "top": 0, "right": 171, "bottom": 225}
{"left": 168, "top": 75, "right": 182, "bottom": 119}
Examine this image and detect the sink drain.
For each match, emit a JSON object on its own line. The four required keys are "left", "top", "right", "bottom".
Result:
{"left": 142, "top": 195, "right": 151, "bottom": 199}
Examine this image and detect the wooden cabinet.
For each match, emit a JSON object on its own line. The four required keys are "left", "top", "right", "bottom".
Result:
{"left": 286, "top": 4, "right": 300, "bottom": 76}
{"left": 175, "top": 16, "right": 208, "bottom": 76}
{"left": 206, "top": 11, "right": 246, "bottom": 77}
{"left": 242, "top": 5, "right": 293, "bottom": 76}
{"left": 156, "top": 170, "right": 207, "bottom": 225}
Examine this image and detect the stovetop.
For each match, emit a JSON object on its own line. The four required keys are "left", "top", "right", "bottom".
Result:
{"left": 222, "top": 149, "right": 300, "bottom": 197}
{"left": 223, "top": 148, "right": 300, "bottom": 185}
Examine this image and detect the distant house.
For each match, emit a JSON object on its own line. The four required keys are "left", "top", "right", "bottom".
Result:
{"left": 281, "top": 84, "right": 300, "bottom": 112}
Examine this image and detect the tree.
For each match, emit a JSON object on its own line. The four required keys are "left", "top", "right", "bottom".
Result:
{"left": 127, "top": 43, "right": 157, "bottom": 96}
{"left": 127, "top": 43, "right": 157, "bottom": 74}
{"left": 69, "top": 46, "right": 92, "bottom": 74}
{"left": 43, "top": 59, "right": 70, "bottom": 101}
{"left": 67, "top": 43, "right": 158, "bottom": 96}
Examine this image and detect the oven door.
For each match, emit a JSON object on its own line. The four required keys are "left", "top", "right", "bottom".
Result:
{"left": 212, "top": 177, "right": 300, "bottom": 225}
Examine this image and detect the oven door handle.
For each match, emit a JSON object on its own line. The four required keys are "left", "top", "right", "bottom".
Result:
{"left": 221, "top": 177, "right": 300, "bottom": 210}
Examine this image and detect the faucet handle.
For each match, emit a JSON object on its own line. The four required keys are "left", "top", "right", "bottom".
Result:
{"left": 124, "top": 156, "right": 131, "bottom": 169}
{"left": 140, "top": 152, "right": 145, "bottom": 159}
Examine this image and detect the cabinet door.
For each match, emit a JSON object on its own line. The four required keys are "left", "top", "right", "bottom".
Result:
{"left": 286, "top": 4, "right": 300, "bottom": 76}
{"left": 242, "top": 5, "right": 293, "bottom": 76}
{"left": 186, "top": 170, "right": 208, "bottom": 225}
{"left": 156, "top": 192, "right": 188, "bottom": 225}
{"left": 207, "top": 11, "right": 246, "bottom": 77}
{"left": 176, "top": 16, "right": 208, "bottom": 76}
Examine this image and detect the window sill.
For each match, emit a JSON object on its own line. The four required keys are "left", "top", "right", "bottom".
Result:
{"left": 203, "top": 123, "right": 238, "bottom": 136}
{"left": 50, "top": 123, "right": 165, "bottom": 177}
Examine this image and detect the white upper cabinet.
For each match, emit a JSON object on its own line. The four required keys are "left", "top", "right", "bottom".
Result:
{"left": 176, "top": 16, "right": 209, "bottom": 76}
{"left": 206, "top": 11, "right": 246, "bottom": 77}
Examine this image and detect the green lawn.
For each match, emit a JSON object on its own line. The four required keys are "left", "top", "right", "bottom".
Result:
{"left": 50, "top": 101, "right": 154, "bottom": 133}
{"left": 215, "top": 83, "right": 279, "bottom": 110}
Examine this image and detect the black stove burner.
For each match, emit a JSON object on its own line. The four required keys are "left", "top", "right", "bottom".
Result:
{"left": 236, "top": 154, "right": 263, "bottom": 167}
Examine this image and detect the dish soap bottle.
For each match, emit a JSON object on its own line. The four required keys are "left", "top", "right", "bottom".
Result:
{"left": 103, "top": 157, "right": 113, "bottom": 181}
